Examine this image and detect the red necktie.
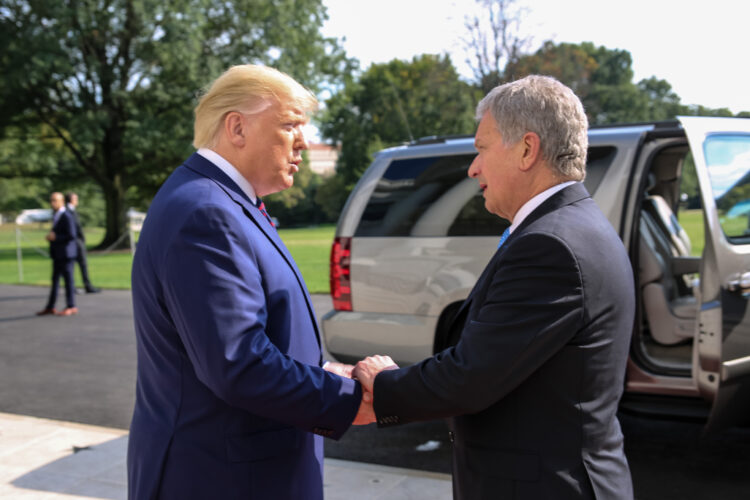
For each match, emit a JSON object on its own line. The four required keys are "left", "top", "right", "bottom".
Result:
{"left": 257, "top": 199, "right": 275, "bottom": 227}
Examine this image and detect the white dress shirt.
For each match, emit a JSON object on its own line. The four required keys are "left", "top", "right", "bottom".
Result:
{"left": 507, "top": 181, "right": 577, "bottom": 235}
{"left": 197, "top": 148, "right": 258, "bottom": 205}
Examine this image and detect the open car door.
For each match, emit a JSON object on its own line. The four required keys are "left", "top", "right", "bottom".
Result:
{"left": 680, "top": 116, "right": 750, "bottom": 431}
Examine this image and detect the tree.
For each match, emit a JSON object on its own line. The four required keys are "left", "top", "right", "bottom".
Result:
{"left": 507, "top": 41, "right": 634, "bottom": 123}
{"left": 505, "top": 41, "right": 598, "bottom": 98}
{"left": 264, "top": 157, "right": 325, "bottom": 226}
{"left": 506, "top": 41, "right": 688, "bottom": 124}
{"left": 636, "top": 76, "right": 685, "bottom": 122}
{"left": 318, "top": 54, "right": 480, "bottom": 218}
{"left": 503, "top": 40, "right": 750, "bottom": 124}
{"left": 0, "top": 0, "right": 352, "bottom": 247}
{"left": 463, "top": 0, "right": 530, "bottom": 93}
{"left": 314, "top": 173, "right": 348, "bottom": 222}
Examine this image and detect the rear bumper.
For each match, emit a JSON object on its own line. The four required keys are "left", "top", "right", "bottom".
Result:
{"left": 321, "top": 309, "right": 438, "bottom": 366}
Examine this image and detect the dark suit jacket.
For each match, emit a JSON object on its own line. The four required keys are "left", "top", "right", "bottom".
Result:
{"left": 127, "top": 153, "right": 362, "bottom": 500}
{"left": 374, "top": 183, "right": 635, "bottom": 499}
{"left": 49, "top": 210, "right": 77, "bottom": 261}
{"left": 67, "top": 205, "right": 85, "bottom": 243}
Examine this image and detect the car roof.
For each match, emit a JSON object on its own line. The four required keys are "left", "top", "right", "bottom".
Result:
{"left": 376, "top": 121, "right": 684, "bottom": 161}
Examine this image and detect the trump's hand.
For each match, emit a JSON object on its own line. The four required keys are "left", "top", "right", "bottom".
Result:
{"left": 323, "top": 361, "right": 354, "bottom": 378}
{"left": 322, "top": 361, "right": 374, "bottom": 424}
{"left": 353, "top": 355, "right": 398, "bottom": 393}
{"left": 352, "top": 390, "right": 375, "bottom": 425}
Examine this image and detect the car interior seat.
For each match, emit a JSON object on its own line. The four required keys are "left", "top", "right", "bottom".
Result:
{"left": 643, "top": 195, "right": 692, "bottom": 256}
{"left": 638, "top": 162, "right": 700, "bottom": 346}
{"left": 639, "top": 212, "right": 697, "bottom": 345}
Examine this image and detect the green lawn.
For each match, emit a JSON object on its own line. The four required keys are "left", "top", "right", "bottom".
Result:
{"left": 0, "top": 211, "right": 708, "bottom": 294}
{"left": 678, "top": 209, "right": 705, "bottom": 257}
{"left": 0, "top": 224, "right": 336, "bottom": 294}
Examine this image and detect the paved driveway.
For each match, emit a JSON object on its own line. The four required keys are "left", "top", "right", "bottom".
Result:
{"left": 2, "top": 284, "right": 750, "bottom": 499}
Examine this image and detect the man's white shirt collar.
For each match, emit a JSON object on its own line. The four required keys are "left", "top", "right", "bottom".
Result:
{"left": 508, "top": 181, "right": 577, "bottom": 234}
{"left": 197, "top": 148, "right": 258, "bottom": 205}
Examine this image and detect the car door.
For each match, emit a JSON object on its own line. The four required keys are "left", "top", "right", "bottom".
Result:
{"left": 680, "top": 116, "right": 750, "bottom": 430}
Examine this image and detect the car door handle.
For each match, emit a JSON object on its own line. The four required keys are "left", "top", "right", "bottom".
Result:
{"left": 727, "top": 272, "right": 750, "bottom": 293}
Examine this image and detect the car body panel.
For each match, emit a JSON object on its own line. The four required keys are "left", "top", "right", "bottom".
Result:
{"left": 350, "top": 236, "right": 496, "bottom": 316}
{"left": 587, "top": 124, "right": 652, "bottom": 241}
{"left": 322, "top": 309, "right": 437, "bottom": 366}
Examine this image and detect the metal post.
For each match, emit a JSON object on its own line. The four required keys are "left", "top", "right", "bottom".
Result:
{"left": 15, "top": 226, "right": 23, "bottom": 283}
{"left": 130, "top": 224, "right": 135, "bottom": 255}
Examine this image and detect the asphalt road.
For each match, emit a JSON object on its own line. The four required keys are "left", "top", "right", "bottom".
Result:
{"left": 1, "top": 284, "right": 748, "bottom": 499}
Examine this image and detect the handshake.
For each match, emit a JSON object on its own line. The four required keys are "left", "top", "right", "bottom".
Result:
{"left": 324, "top": 355, "right": 399, "bottom": 425}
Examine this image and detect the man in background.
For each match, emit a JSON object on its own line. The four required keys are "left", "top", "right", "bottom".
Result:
{"left": 355, "top": 75, "right": 635, "bottom": 499}
{"left": 128, "top": 65, "right": 371, "bottom": 500}
{"left": 65, "top": 192, "right": 100, "bottom": 294}
{"left": 37, "top": 192, "right": 78, "bottom": 316}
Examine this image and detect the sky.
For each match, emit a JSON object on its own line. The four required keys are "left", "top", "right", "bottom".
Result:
{"left": 320, "top": 0, "right": 750, "bottom": 114}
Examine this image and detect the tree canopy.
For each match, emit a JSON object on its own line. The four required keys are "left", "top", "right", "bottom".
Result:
{"left": 0, "top": 0, "right": 352, "bottom": 246}
{"left": 504, "top": 40, "right": 740, "bottom": 124}
{"left": 2, "top": 1, "right": 747, "bottom": 232}
{"left": 317, "top": 54, "right": 479, "bottom": 218}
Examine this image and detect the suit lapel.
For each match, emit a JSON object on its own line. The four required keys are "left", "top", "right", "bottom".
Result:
{"left": 449, "top": 238, "right": 506, "bottom": 330}
{"left": 182, "top": 153, "right": 322, "bottom": 346}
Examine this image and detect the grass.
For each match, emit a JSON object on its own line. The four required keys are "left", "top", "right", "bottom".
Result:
{"left": 0, "top": 224, "right": 336, "bottom": 294}
{"left": 0, "top": 210, "right": 709, "bottom": 294}
{"left": 280, "top": 225, "right": 336, "bottom": 292}
{"left": 678, "top": 209, "right": 705, "bottom": 257}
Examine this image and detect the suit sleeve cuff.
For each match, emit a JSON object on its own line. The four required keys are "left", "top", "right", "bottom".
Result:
{"left": 373, "top": 368, "right": 404, "bottom": 428}
{"left": 311, "top": 375, "right": 362, "bottom": 440}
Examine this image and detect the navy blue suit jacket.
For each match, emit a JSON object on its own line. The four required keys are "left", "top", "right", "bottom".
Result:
{"left": 49, "top": 210, "right": 77, "bottom": 260}
{"left": 127, "top": 153, "right": 362, "bottom": 499}
{"left": 374, "top": 184, "right": 635, "bottom": 499}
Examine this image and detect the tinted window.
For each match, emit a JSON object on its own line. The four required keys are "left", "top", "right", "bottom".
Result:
{"left": 356, "top": 145, "right": 617, "bottom": 237}
{"left": 355, "top": 154, "right": 508, "bottom": 237}
{"left": 705, "top": 134, "right": 750, "bottom": 243}
{"left": 583, "top": 146, "right": 616, "bottom": 195}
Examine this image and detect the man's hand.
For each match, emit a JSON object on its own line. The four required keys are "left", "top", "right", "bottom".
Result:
{"left": 352, "top": 391, "right": 375, "bottom": 425}
{"left": 323, "top": 361, "right": 376, "bottom": 425}
{"left": 46, "top": 231, "right": 56, "bottom": 242}
{"left": 323, "top": 361, "right": 354, "bottom": 378}
{"left": 353, "top": 355, "right": 398, "bottom": 393}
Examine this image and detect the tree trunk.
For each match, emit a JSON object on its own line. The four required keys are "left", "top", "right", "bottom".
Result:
{"left": 97, "top": 174, "right": 129, "bottom": 250}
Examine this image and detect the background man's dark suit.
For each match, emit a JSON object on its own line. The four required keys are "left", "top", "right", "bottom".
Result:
{"left": 66, "top": 197, "right": 97, "bottom": 293}
{"left": 45, "top": 209, "right": 78, "bottom": 311}
{"left": 373, "top": 183, "right": 635, "bottom": 499}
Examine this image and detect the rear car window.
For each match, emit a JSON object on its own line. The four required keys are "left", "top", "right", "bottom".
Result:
{"left": 354, "top": 154, "right": 508, "bottom": 237}
{"left": 355, "top": 146, "right": 618, "bottom": 238}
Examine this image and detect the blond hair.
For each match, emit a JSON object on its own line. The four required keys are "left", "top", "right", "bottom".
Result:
{"left": 193, "top": 65, "right": 318, "bottom": 149}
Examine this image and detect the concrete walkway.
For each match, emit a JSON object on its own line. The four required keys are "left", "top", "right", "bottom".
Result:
{"left": 0, "top": 412, "right": 452, "bottom": 500}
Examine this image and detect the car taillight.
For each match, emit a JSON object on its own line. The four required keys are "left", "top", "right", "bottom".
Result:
{"left": 330, "top": 236, "right": 352, "bottom": 311}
